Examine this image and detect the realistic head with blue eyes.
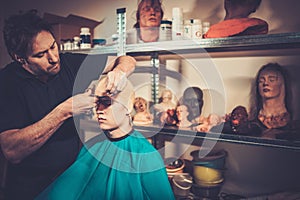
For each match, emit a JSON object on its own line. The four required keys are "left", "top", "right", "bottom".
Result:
{"left": 3, "top": 10, "right": 60, "bottom": 81}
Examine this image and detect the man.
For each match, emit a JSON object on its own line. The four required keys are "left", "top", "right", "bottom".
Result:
{"left": 0, "top": 10, "right": 135, "bottom": 199}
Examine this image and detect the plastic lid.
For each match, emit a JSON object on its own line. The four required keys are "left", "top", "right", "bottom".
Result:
{"left": 93, "top": 39, "right": 106, "bottom": 45}
{"left": 161, "top": 20, "right": 172, "bottom": 25}
{"left": 184, "top": 19, "right": 192, "bottom": 24}
{"left": 117, "top": 8, "right": 126, "bottom": 14}
{"left": 192, "top": 19, "right": 202, "bottom": 24}
{"left": 80, "top": 27, "right": 90, "bottom": 34}
{"left": 172, "top": 7, "right": 183, "bottom": 15}
{"left": 203, "top": 21, "right": 210, "bottom": 26}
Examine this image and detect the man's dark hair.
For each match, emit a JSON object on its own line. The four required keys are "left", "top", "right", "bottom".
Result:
{"left": 3, "top": 9, "right": 54, "bottom": 60}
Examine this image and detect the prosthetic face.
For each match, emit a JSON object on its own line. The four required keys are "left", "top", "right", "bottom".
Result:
{"left": 139, "top": 0, "right": 162, "bottom": 28}
{"left": 258, "top": 69, "right": 285, "bottom": 101}
{"left": 134, "top": 97, "right": 148, "bottom": 113}
{"left": 182, "top": 87, "right": 203, "bottom": 121}
{"left": 162, "top": 90, "right": 172, "bottom": 103}
{"left": 176, "top": 105, "right": 189, "bottom": 122}
{"left": 231, "top": 106, "right": 248, "bottom": 126}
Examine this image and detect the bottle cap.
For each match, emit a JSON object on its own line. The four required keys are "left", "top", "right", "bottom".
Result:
{"left": 80, "top": 27, "right": 90, "bottom": 35}
{"left": 172, "top": 7, "right": 183, "bottom": 16}
{"left": 203, "top": 21, "right": 210, "bottom": 26}
{"left": 184, "top": 19, "right": 192, "bottom": 25}
{"left": 192, "top": 19, "right": 202, "bottom": 24}
{"left": 161, "top": 20, "right": 172, "bottom": 25}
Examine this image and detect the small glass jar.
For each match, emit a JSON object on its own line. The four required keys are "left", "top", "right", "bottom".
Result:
{"left": 80, "top": 27, "right": 91, "bottom": 49}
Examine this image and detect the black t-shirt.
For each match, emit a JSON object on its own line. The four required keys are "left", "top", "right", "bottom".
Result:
{"left": 0, "top": 52, "right": 108, "bottom": 199}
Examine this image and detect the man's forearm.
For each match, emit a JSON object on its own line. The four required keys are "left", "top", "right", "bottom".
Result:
{"left": 113, "top": 55, "right": 136, "bottom": 76}
{"left": 104, "top": 55, "right": 136, "bottom": 76}
{"left": 0, "top": 103, "right": 72, "bottom": 164}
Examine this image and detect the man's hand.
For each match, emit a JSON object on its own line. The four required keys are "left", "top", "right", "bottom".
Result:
{"left": 106, "top": 70, "right": 127, "bottom": 95}
{"left": 62, "top": 90, "right": 95, "bottom": 117}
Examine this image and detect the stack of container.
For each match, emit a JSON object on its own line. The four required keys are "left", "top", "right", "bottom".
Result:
{"left": 190, "top": 149, "right": 227, "bottom": 199}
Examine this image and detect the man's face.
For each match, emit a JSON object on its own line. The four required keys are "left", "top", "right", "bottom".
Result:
{"left": 23, "top": 30, "right": 60, "bottom": 79}
{"left": 139, "top": 0, "right": 162, "bottom": 28}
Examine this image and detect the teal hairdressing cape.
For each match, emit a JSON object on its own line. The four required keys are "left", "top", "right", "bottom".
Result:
{"left": 36, "top": 130, "right": 174, "bottom": 200}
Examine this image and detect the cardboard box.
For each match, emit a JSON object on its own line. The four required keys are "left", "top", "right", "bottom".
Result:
{"left": 43, "top": 13, "right": 103, "bottom": 44}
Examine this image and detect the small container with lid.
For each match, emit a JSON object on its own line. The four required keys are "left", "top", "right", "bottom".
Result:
{"left": 183, "top": 19, "right": 192, "bottom": 39}
{"left": 80, "top": 27, "right": 91, "bottom": 49}
{"left": 172, "top": 7, "right": 183, "bottom": 40}
{"left": 61, "top": 39, "right": 72, "bottom": 50}
{"left": 160, "top": 20, "right": 172, "bottom": 41}
{"left": 202, "top": 21, "right": 211, "bottom": 37}
{"left": 93, "top": 39, "right": 106, "bottom": 48}
{"left": 72, "top": 36, "right": 81, "bottom": 50}
{"left": 191, "top": 19, "right": 202, "bottom": 39}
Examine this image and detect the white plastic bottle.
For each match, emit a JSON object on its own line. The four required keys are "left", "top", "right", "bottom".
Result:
{"left": 172, "top": 7, "right": 183, "bottom": 40}
{"left": 191, "top": 19, "right": 202, "bottom": 40}
{"left": 183, "top": 19, "right": 192, "bottom": 39}
{"left": 80, "top": 27, "right": 91, "bottom": 49}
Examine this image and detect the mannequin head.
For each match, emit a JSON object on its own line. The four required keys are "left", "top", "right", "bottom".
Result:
{"left": 249, "top": 63, "right": 292, "bottom": 122}
{"left": 182, "top": 87, "right": 204, "bottom": 121}
{"left": 230, "top": 106, "right": 248, "bottom": 126}
{"left": 133, "top": 0, "right": 164, "bottom": 42}
{"left": 224, "top": 0, "right": 262, "bottom": 20}
{"left": 255, "top": 63, "right": 288, "bottom": 110}
{"left": 161, "top": 89, "right": 173, "bottom": 103}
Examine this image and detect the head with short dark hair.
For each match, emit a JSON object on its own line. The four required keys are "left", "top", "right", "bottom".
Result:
{"left": 182, "top": 87, "right": 204, "bottom": 121}
{"left": 3, "top": 9, "right": 54, "bottom": 61}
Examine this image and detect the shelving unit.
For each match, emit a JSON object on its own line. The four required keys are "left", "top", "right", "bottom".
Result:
{"left": 71, "top": 28, "right": 300, "bottom": 197}
{"left": 76, "top": 32, "right": 300, "bottom": 151}
{"left": 67, "top": 32, "right": 300, "bottom": 55}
